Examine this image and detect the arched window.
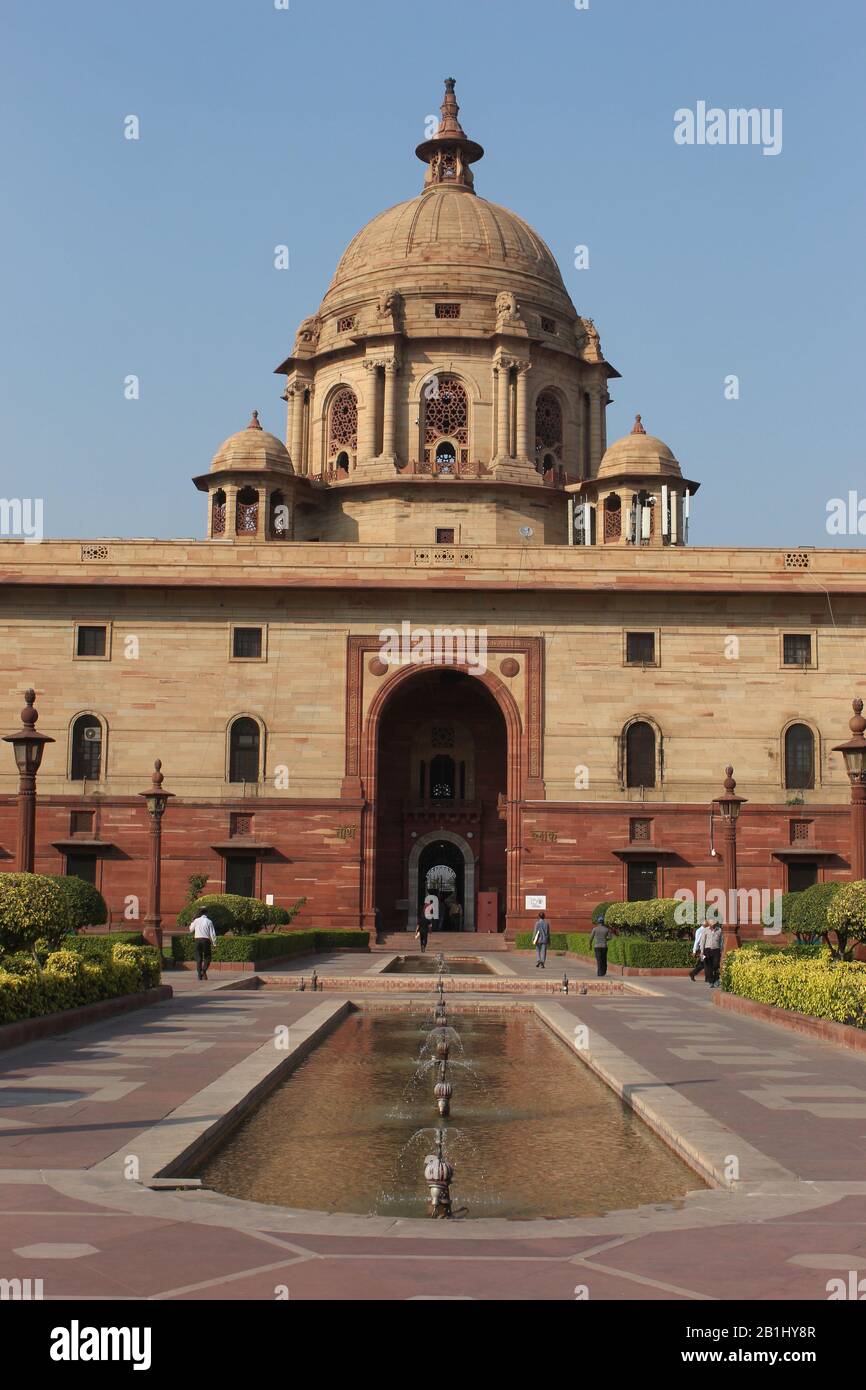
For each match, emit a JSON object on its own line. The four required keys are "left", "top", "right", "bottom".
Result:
{"left": 785, "top": 723, "right": 815, "bottom": 789}
{"left": 603, "top": 493, "right": 622, "bottom": 541}
{"left": 625, "top": 721, "right": 656, "bottom": 788}
{"left": 435, "top": 440, "right": 456, "bottom": 468}
{"left": 71, "top": 715, "right": 103, "bottom": 782}
{"left": 328, "top": 388, "right": 358, "bottom": 464}
{"left": 229, "top": 718, "right": 261, "bottom": 784}
{"left": 535, "top": 390, "right": 563, "bottom": 468}
{"left": 430, "top": 754, "right": 456, "bottom": 800}
{"left": 211, "top": 489, "right": 226, "bottom": 536}
{"left": 235, "top": 486, "right": 259, "bottom": 535}
{"left": 424, "top": 376, "right": 468, "bottom": 464}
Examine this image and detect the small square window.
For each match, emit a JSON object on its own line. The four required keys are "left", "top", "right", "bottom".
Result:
{"left": 435, "top": 528, "right": 455, "bottom": 544}
{"left": 541, "top": 316, "right": 556, "bottom": 334}
{"left": 232, "top": 627, "right": 263, "bottom": 660}
{"left": 783, "top": 633, "right": 812, "bottom": 666}
{"left": 630, "top": 817, "right": 652, "bottom": 842}
{"left": 230, "top": 812, "right": 254, "bottom": 837}
{"left": 626, "top": 631, "right": 656, "bottom": 665}
{"left": 435, "top": 303, "right": 461, "bottom": 319}
{"left": 76, "top": 625, "right": 107, "bottom": 658}
{"left": 337, "top": 315, "right": 355, "bottom": 333}
{"left": 70, "top": 810, "right": 95, "bottom": 836}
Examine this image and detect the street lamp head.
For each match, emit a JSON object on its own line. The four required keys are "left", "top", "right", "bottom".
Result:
{"left": 139, "top": 758, "right": 174, "bottom": 818}
{"left": 832, "top": 698, "right": 866, "bottom": 781}
{"left": 2, "top": 688, "right": 55, "bottom": 776}
{"left": 715, "top": 764, "right": 746, "bottom": 822}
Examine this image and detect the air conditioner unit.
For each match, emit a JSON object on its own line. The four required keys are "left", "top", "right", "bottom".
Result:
{"left": 83, "top": 726, "right": 102, "bottom": 742}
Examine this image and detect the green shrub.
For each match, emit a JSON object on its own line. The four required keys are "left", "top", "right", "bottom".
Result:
{"left": 170, "top": 928, "right": 367, "bottom": 963}
{"left": 789, "top": 882, "right": 840, "bottom": 940}
{"left": 722, "top": 949, "right": 866, "bottom": 1027}
{"left": 0, "top": 944, "right": 160, "bottom": 1026}
{"left": 603, "top": 898, "right": 686, "bottom": 940}
{"left": 514, "top": 932, "right": 570, "bottom": 951}
{"left": 610, "top": 937, "right": 694, "bottom": 969}
{"left": 175, "top": 893, "right": 270, "bottom": 934}
{"left": 45, "top": 875, "right": 107, "bottom": 933}
{"left": 260, "top": 897, "right": 307, "bottom": 930}
{"left": 591, "top": 901, "right": 615, "bottom": 925}
{"left": 826, "top": 881, "right": 866, "bottom": 961}
{"left": 60, "top": 932, "right": 145, "bottom": 961}
{"left": 187, "top": 873, "right": 209, "bottom": 903}
{"left": 566, "top": 933, "right": 593, "bottom": 956}
{"left": 0, "top": 873, "right": 71, "bottom": 955}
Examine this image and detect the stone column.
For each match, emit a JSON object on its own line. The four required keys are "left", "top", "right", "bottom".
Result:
{"left": 515, "top": 361, "right": 531, "bottom": 462}
{"left": 587, "top": 383, "right": 605, "bottom": 475}
{"left": 360, "top": 361, "right": 380, "bottom": 461}
{"left": 289, "top": 382, "right": 305, "bottom": 474}
{"left": 382, "top": 358, "right": 399, "bottom": 460}
{"left": 495, "top": 359, "right": 512, "bottom": 459}
{"left": 284, "top": 386, "right": 294, "bottom": 456}
{"left": 223, "top": 484, "right": 238, "bottom": 539}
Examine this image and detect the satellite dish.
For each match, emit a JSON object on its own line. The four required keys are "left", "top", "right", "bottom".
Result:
{"left": 519, "top": 526, "right": 533, "bottom": 540}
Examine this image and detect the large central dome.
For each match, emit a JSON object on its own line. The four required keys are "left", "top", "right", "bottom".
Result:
{"left": 322, "top": 187, "right": 573, "bottom": 314}
{"left": 319, "top": 77, "right": 576, "bottom": 322}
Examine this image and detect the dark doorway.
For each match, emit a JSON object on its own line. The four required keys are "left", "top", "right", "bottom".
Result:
{"left": 225, "top": 856, "right": 255, "bottom": 897}
{"left": 66, "top": 853, "right": 97, "bottom": 886}
{"left": 627, "top": 860, "right": 658, "bottom": 900}
{"left": 788, "top": 861, "right": 818, "bottom": 893}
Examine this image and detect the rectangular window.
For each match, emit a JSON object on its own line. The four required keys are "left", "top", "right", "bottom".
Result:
{"left": 629, "top": 817, "right": 652, "bottom": 842}
{"left": 435, "top": 303, "right": 461, "bottom": 319}
{"left": 541, "top": 316, "right": 556, "bottom": 333}
{"left": 337, "top": 315, "right": 355, "bottom": 332}
{"left": 626, "top": 631, "right": 656, "bottom": 665}
{"left": 70, "top": 810, "right": 95, "bottom": 836}
{"left": 232, "top": 626, "right": 263, "bottom": 660}
{"left": 76, "top": 624, "right": 107, "bottom": 658}
{"left": 230, "top": 812, "right": 253, "bottom": 837}
{"left": 783, "top": 633, "right": 812, "bottom": 666}
{"left": 435, "top": 528, "right": 455, "bottom": 544}
{"left": 66, "top": 853, "right": 97, "bottom": 886}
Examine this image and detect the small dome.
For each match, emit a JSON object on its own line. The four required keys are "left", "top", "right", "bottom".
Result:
{"left": 597, "top": 414, "right": 682, "bottom": 480}
{"left": 210, "top": 411, "right": 294, "bottom": 475}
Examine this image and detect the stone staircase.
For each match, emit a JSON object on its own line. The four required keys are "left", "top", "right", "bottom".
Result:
{"left": 373, "top": 931, "right": 510, "bottom": 953}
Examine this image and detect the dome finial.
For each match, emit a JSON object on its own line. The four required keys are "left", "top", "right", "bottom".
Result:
{"left": 248, "top": 409, "right": 262, "bottom": 431}
{"left": 631, "top": 413, "right": 646, "bottom": 435}
{"left": 415, "top": 78, "right": 484, "bottom": 192}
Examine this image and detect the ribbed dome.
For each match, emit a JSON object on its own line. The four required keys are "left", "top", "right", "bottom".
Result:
{"left": 209, "top": 411, "right": 294, "bottom": 475}
{"left": 321, "top": 186, "right": 575, "bottom": 316}
{"left": 597, "top": 415, "right": 682, "bottom": 480}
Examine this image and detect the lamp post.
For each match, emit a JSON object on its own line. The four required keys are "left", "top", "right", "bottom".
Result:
{"left": 138, "top": 760, "right": 173, "bottom": 950}
{"left": 2, "top": 690, "right": 54, "bottom": 873}
{"left": 832, "top": 697, "right": 866, "bottom": 881}
{"left": 714, "top": 765, "right": 746, "bottom": 951}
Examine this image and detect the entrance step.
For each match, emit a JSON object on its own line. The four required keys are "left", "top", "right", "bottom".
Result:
{"left": 373, "top": 932, "right": 510, "bottom": 953}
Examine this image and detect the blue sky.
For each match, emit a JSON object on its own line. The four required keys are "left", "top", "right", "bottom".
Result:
{"left": 2, "top": 0, "right": 864, "bottom": 546}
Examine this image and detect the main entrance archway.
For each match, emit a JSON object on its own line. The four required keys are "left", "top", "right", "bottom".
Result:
{"left": 408, "top": 829, "right": 476, "bottom": 931}
{"left": 370, "top": 668, "right": 508, "bottom": 932}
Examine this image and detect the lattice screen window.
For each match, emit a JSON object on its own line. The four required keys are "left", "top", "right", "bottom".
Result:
{"left": 630, "top": 817, "right": 652, "bottom": 842}
{"left": 337, "top": 315, "right": 355, "bottom": 333}
{"left": 230, "top": 812, "right": 253, "bottom": 837}
{"left": 790, "top": 820, "right": 812, "bottom": 843}
{"left": 431, "top": 726, "right": 455, "bottom": 748}
{"left": 424, "top": 376, "right": 469, "bottom": 446}
{"left": 435, "top": 303, "right": 461, "bottom": 319}
{"left": 541, "top": 316, "right": 556, "bottom": 334}
{"left": 535, "top": 391, "right": 563, "bottom": 460}
{"left": 328, "top": 388, "right": 358, "bottom": 457}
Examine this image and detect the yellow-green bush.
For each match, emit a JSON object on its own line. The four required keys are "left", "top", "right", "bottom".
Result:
{"left": 0, "top": 873, "right": 71, "bottom": 954}
{"left": 722, "top": 947, "right": 866, "bottom": 1028}
{"left": 0, "top": 943, "right": 160, "bottom": 1025}
{"left": 825, "top": 880, "right": 866, "bottom": 959}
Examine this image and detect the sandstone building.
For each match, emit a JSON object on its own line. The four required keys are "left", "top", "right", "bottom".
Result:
{"left": 2, "top": 81, "right": 864, "bottom": 936}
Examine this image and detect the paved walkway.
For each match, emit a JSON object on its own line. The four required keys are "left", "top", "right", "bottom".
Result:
{"left": 1, "top": 956, "right": 865, "bottom": 1300}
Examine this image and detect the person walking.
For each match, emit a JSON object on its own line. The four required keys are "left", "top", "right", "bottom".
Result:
{"left": 414, "top": 915, "right": 430, "bottom": 953}
{"left": 423, "top": 891, "right": 440, "bottom": 934}
{"left": 589, "top": 917, "right": 612, "bottom": 977}
{"left": 700, "top": 917, "right": 724, "bottom": 988}
{"left": 688, "top": 921, "right": 706, "bottom": 981}
{"left": 189, "top": 907, "right": 217, "bottom": 980}
{"left": 532, "top": 911, "right": 550, "bottom": 968}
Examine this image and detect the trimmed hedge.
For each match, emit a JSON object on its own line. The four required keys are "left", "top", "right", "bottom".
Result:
{"left": 603, "top": 898, "right": 689, "bottom": 939}
{"left": 722, "top": 946, "right": 866, "bottom": 1028}
{"left": 175, "top": 894, "right": 307, "bottom": 935}
{"left": 564, "top": 933, "right": 692, "bottom": 968}
{"left": 591, "top": 901, "right": 616, "bottom": 925}
{"left": 0, "top": 944, "right": 161, "bottom": 1025}
{"left": 788, "top": 881, "right": 841, "bottom": 940}
{"left": 59, "top": 932, "right": 146, "bottom": 961}
{"left": 0, "top": 873, "right": 71, "bottom": 954}
{"left": 170, "top": 929, "right": 369, "bottom": 963}
{"left": 46, "top": 875, "right": 108, "bottom": 932}
{"left": 514, "top": 932, "right": 570, "bottom": 951}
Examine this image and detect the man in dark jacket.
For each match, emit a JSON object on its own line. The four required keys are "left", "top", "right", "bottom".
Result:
{"left": 589, "top": 919, "right": 612, "bottom": 976}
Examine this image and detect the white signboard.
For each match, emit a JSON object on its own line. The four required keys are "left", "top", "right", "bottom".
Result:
{"left": 525, "top": 895, "right": 547, "bottom": 911}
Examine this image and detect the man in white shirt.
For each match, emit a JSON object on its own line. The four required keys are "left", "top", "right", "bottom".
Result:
{"left": 688, "top": 921, "right": 706, "bottom": 981}
{"left": 189, "top": 910, "right": 217, "bottom": 980}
